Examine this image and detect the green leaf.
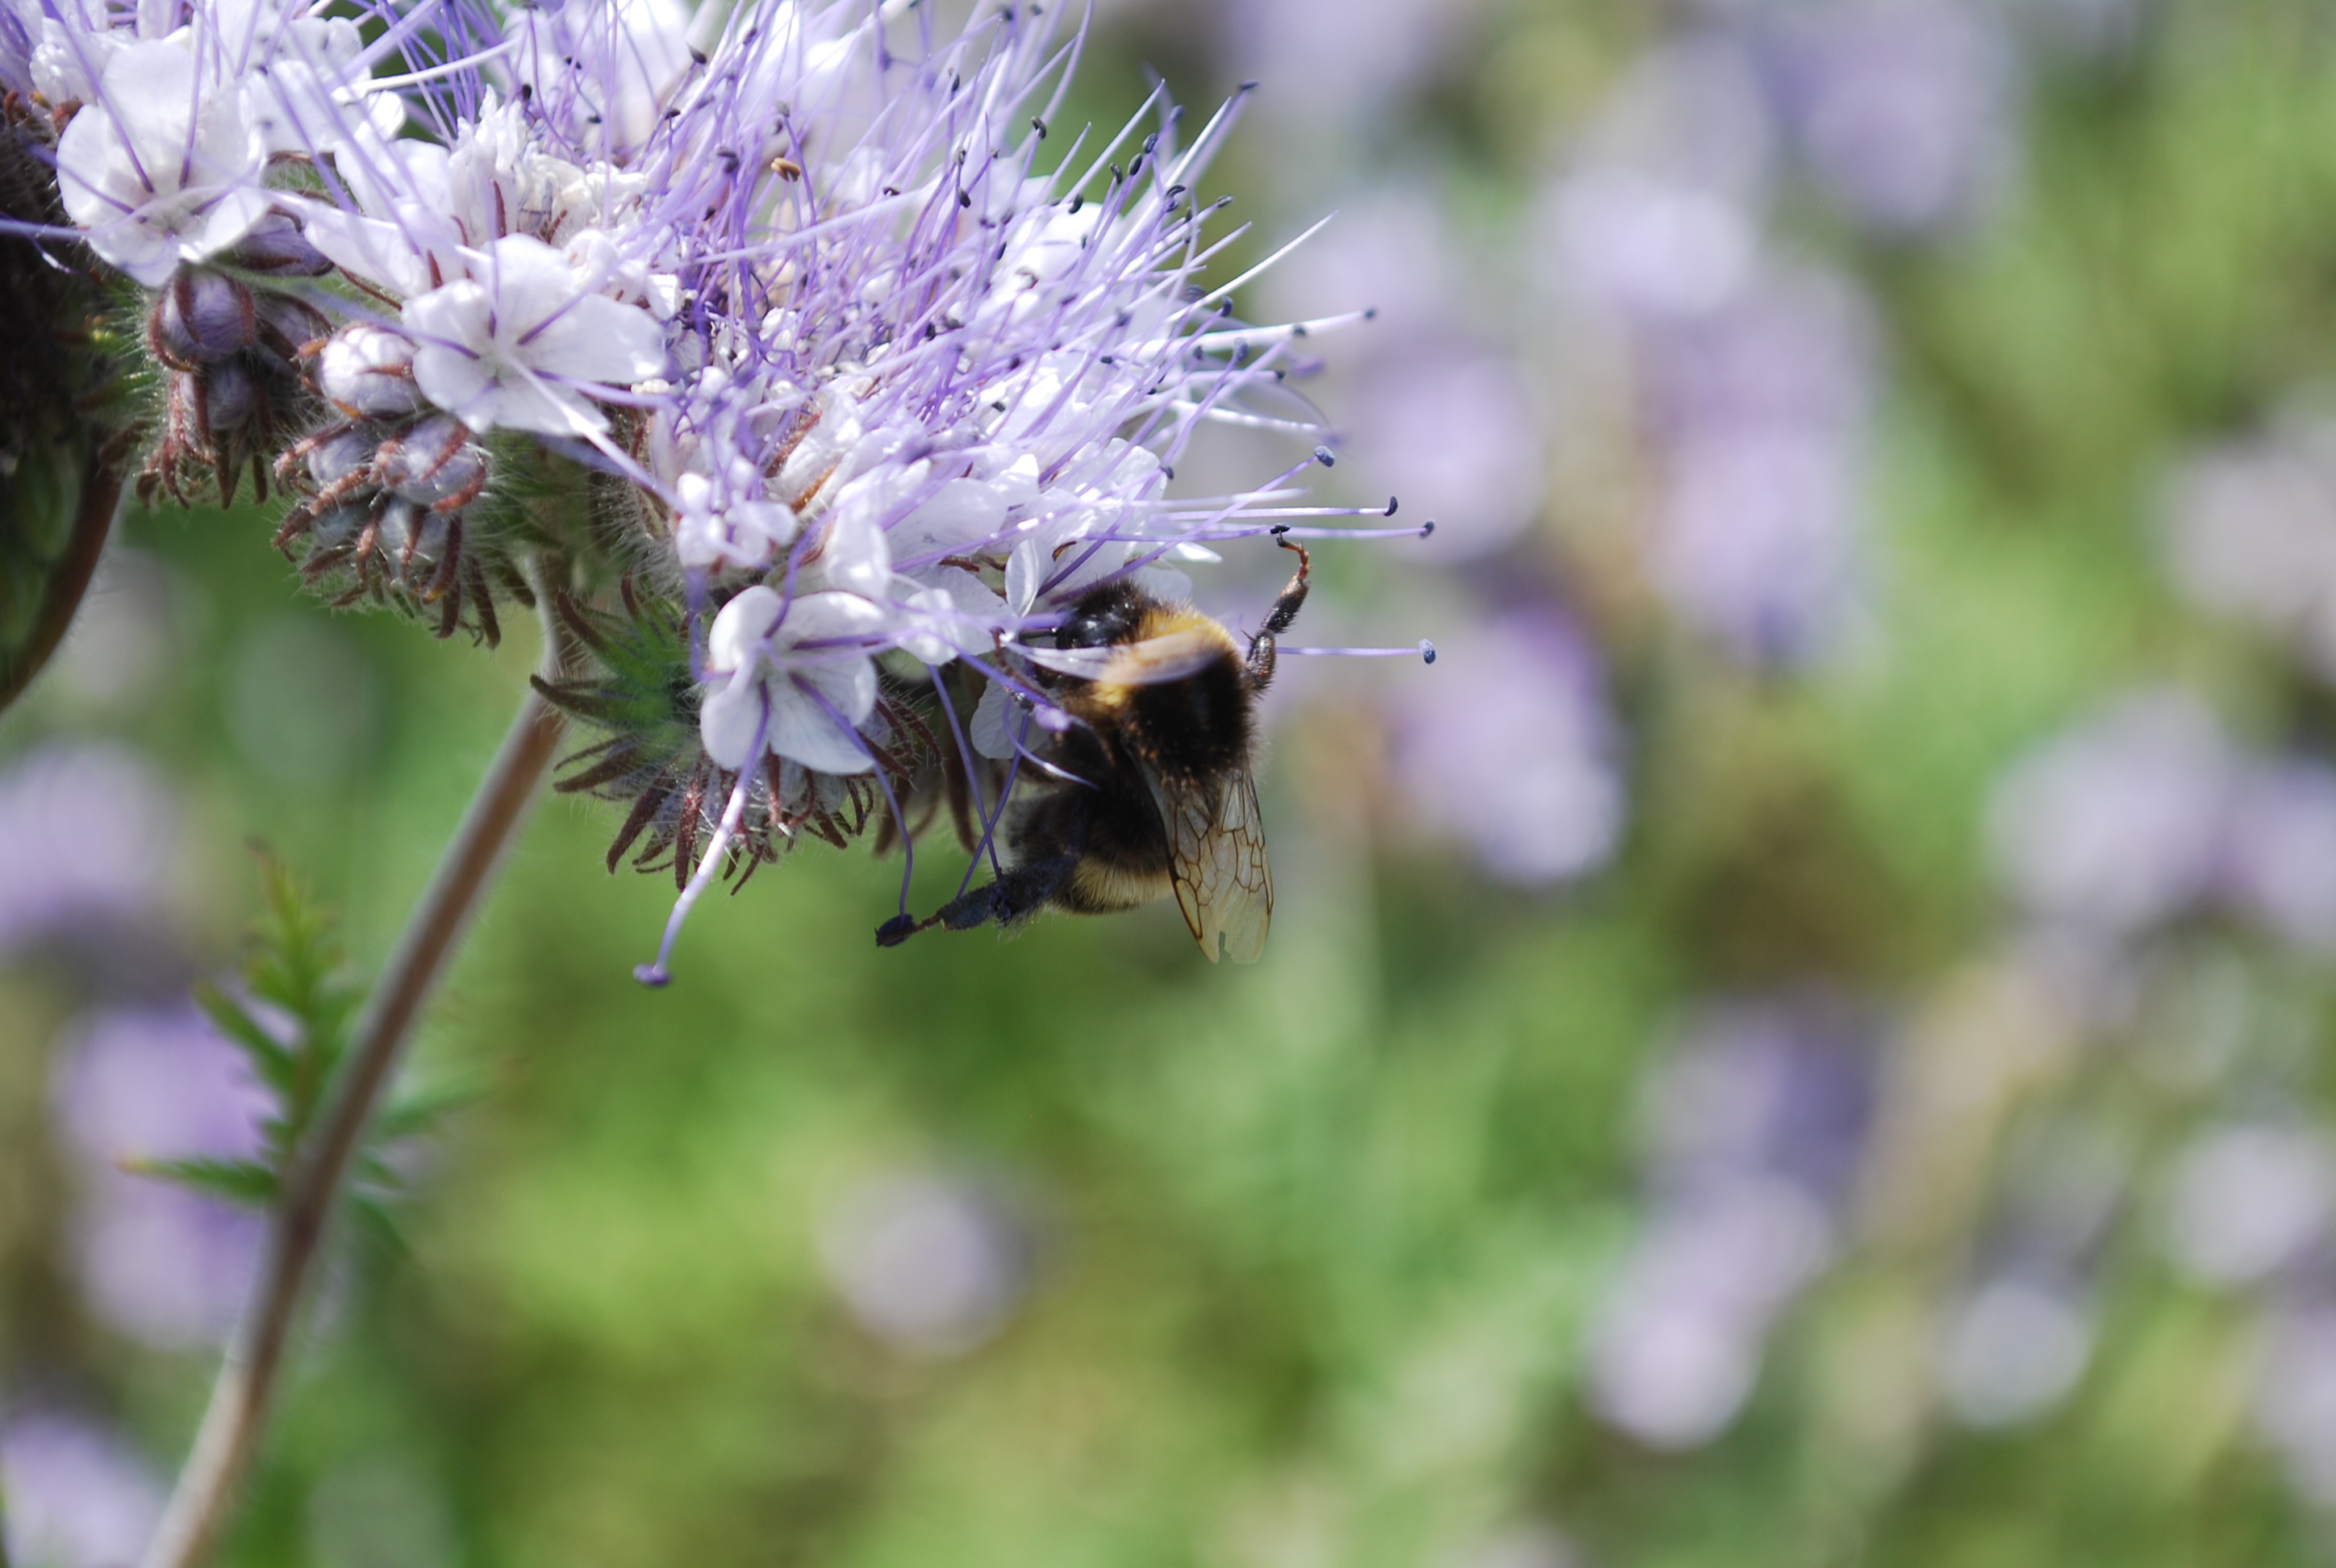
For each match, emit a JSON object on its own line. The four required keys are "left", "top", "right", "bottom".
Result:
{"left": 126, "top": 1157, "right": 281, "bottom": 1208}
{"left": 194, "top": 982, "right": 297, "bottom": 1094}
{"left": 376, "top": 1075, "right": 489, "bottom": 1143}
{"left": 345, "top": 1192, "right": 411, "bottom": 1261}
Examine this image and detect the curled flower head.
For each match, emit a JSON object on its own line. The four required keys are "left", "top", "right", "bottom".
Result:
{"left": 27, "top": 0, "right": 1430, "bottom": 976}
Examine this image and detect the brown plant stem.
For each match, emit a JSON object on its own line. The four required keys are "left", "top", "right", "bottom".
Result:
{"left": 0, "top": 448, "right": 125, "bottom": 715}
{"left": 139, "top": 594, "right": 578, "bottom": 1568}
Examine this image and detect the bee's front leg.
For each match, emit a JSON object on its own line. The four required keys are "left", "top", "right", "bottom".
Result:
{"left": 1245, "top": 532, "right": 1312, "bottom": 690}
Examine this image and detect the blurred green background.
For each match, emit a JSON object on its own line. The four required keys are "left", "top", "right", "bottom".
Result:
{"left": 18, "top": 1, "right": 2336, "bottom": 1564}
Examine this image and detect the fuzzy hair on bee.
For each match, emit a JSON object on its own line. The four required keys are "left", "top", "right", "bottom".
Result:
{"left": 879, "top": 536, "right": 1312, "bottom": 962}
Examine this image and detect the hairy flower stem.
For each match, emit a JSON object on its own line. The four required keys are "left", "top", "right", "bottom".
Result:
{"left": 139, "top": 587, "right": 580, "bottom": 1568}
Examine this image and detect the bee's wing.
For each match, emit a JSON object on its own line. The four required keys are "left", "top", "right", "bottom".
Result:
{"left": 1144, "top": 763, "right": 1273, "bottom": 964}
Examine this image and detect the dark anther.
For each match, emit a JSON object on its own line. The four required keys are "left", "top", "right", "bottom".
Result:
{"left": 1068, "top": 194, "right": 1084, "bottom": 214}
{"left": 1364, "top": 307, "right": 1379, "bottom": 320}
{"left": 689, "top": 45, "right": 707, "bottom": 64}
{"left": 1162, "top": 464, "right": 1175, "bottom": 478}
{"left": 1239, "top": 78, "right": 1259, "bottom": 90}
{"left": 1420, "top": 641, "right": 1437, "bottom": 665}
{"left": 958, "top": 189, "right": 972, "bottom": 208}
{"left": 1270, "top": 523, "right": 1291, "bottom": 536}
{"left": 1167, "top": 184, "right": 1186, "bottom": 200}
{"left": 1142, "top": 132, "right": 1160, "bottom": 154}
{"left": 1312, "top": 446, "right": 1335, "bottom": 468}
{"left": 1419, "top": 519, "right": 1436, "bottom": 537}
{"left": 1385, "top": 496, "right": 1399, "bottom": 516}
{"left": 1127, "top": 156, "right": 1144, "bottom": 180}
{"left": 1110, "top": 162, "right": 1123, "bottom": 183}
{"left": 1032, "top": 115, "right": 1048, "bottom": 137}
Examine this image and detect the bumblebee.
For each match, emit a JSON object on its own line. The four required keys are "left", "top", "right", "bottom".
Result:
{"left": 879, "top": 535, "right": 1311, "bottom": 962}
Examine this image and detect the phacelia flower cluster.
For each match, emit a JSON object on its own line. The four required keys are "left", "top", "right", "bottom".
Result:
{"left": 4, "top": 0, "right": 1420, "bottom": 977}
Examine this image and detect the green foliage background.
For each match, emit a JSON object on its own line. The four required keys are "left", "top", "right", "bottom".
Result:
{"left": 11, "top": 2, "right": 2336, "bottom": 1564}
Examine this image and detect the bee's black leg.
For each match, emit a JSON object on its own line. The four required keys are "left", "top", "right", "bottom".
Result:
{"left": 876, "top": 799, "right": 1091, "bottom": 946}
{"left": 1245, "top": 532, "right": 1312, "bottom": 690}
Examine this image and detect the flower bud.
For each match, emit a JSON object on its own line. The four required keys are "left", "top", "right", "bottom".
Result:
{"left": 149, "top": 269, "right": 255, "bottom": 368}
{"left": 307, "top": 503, "right": 369, "bottom": 553}
{"left": 316, "top": 326, "right": 424, "bottom": 420}
{"left": 223, "top": 214, "right": 336, "bottom": 278}
{"left": 202, "top": 361, "right": 259, "bottom": 432}
{"left": 303, "top": 426, "right": 378, "bottom": 492}
{"left": 377, "top": 412, "right": 486, "bottom": 509}
{"left": 257, "top": 292, "right": 329, "bottom": 359}
{"left": 376, "top": 500, "right": 452, "bottom": 572}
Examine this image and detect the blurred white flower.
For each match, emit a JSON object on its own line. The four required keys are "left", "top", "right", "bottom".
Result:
{"left": 815, "top": 1170, "right": 1032, "bottom": 1357}
{"left": 1936, "top": 1272, "right": 2093, "bottom": 1428}
{"left": 2163, "top": 1124, "right": 2336, "bottom": 1287}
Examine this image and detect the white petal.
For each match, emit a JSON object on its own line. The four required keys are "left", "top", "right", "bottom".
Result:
{"left": 1005, "top": 539, "right": 1045, "bottom": 615}
{"left": 811, "top": 493, "right": 892, "bottom": 599}
{"left": 523, "top": 293, "right": 667, "bottom": 384}
{"left": 407, "top": 341, "right": 497, "bottom": 431}
{"left": 765, "top": 663, "right": 878, "bottom": 775}
{"left": 698, "top": 664, "right": 769, "bottom": 769}
{"left": 970, "top": 677, "right": 1020, "bottom": 761}
{"left": 707, "top": 584, "right": 783, "bottom": 673}
{"left": 181, "top": 185, "right": 272, "bottom": 265}
{"left": 770, "top": 590, "right": 889, "bottom": 650}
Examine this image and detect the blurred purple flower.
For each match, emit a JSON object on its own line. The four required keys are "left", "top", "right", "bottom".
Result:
{"left": 2163, "top": 418, "right": 2336, "bottom": 682}
{"left": 1258, "top": 187, "right": 1545, "bottom": 558}
{"left": 2257, "top": 1303, "right": 2336, "bottom": 1505}
{"left": 1762, "top": 0, "right": 2020, "bottom": 238}
{"left": 1341, "top": 347, "right": 1546, "bottom": 560}
{"left": 1934, "top": 1116, "right": 2129, "bottom": 1429}
{"left": 1386, "top": 610, "right": 1625, "bottom": 886}
{"left": 1228, "top": 0, "right": 1481, "bottom": 127}
{"left": 1546, "top": 36, "right": 1774, "bottom": 324}
{"left": 1586, "top": 997, "right": 1879, "bottom": 1448}
{"left": 1641, "top": 998, "right": 1879, "bottom": 1204}
{"left": 2217, "top": 761, "right": 2336, "bottom": 953}
{"left": 1987, "top": 689, "right": 2234, "bottom": 939}
{"left": 814, "top": 1170, "right": 1033, "bottom": 1359}
{"left": 1585, "top": 1175, "right": 1833, "bottom": 1449}
{"left": 53, "top": 1006, "right": 270, "bottom": 1349}
{"left": 1641, "top": 267, "right": 1879, "bottom": 665}
{"left": 0, "top": 1411, "right": 165, "bottom": 1568}
{"left": 0, "top": 744, "right": 177, "bottom": 958}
